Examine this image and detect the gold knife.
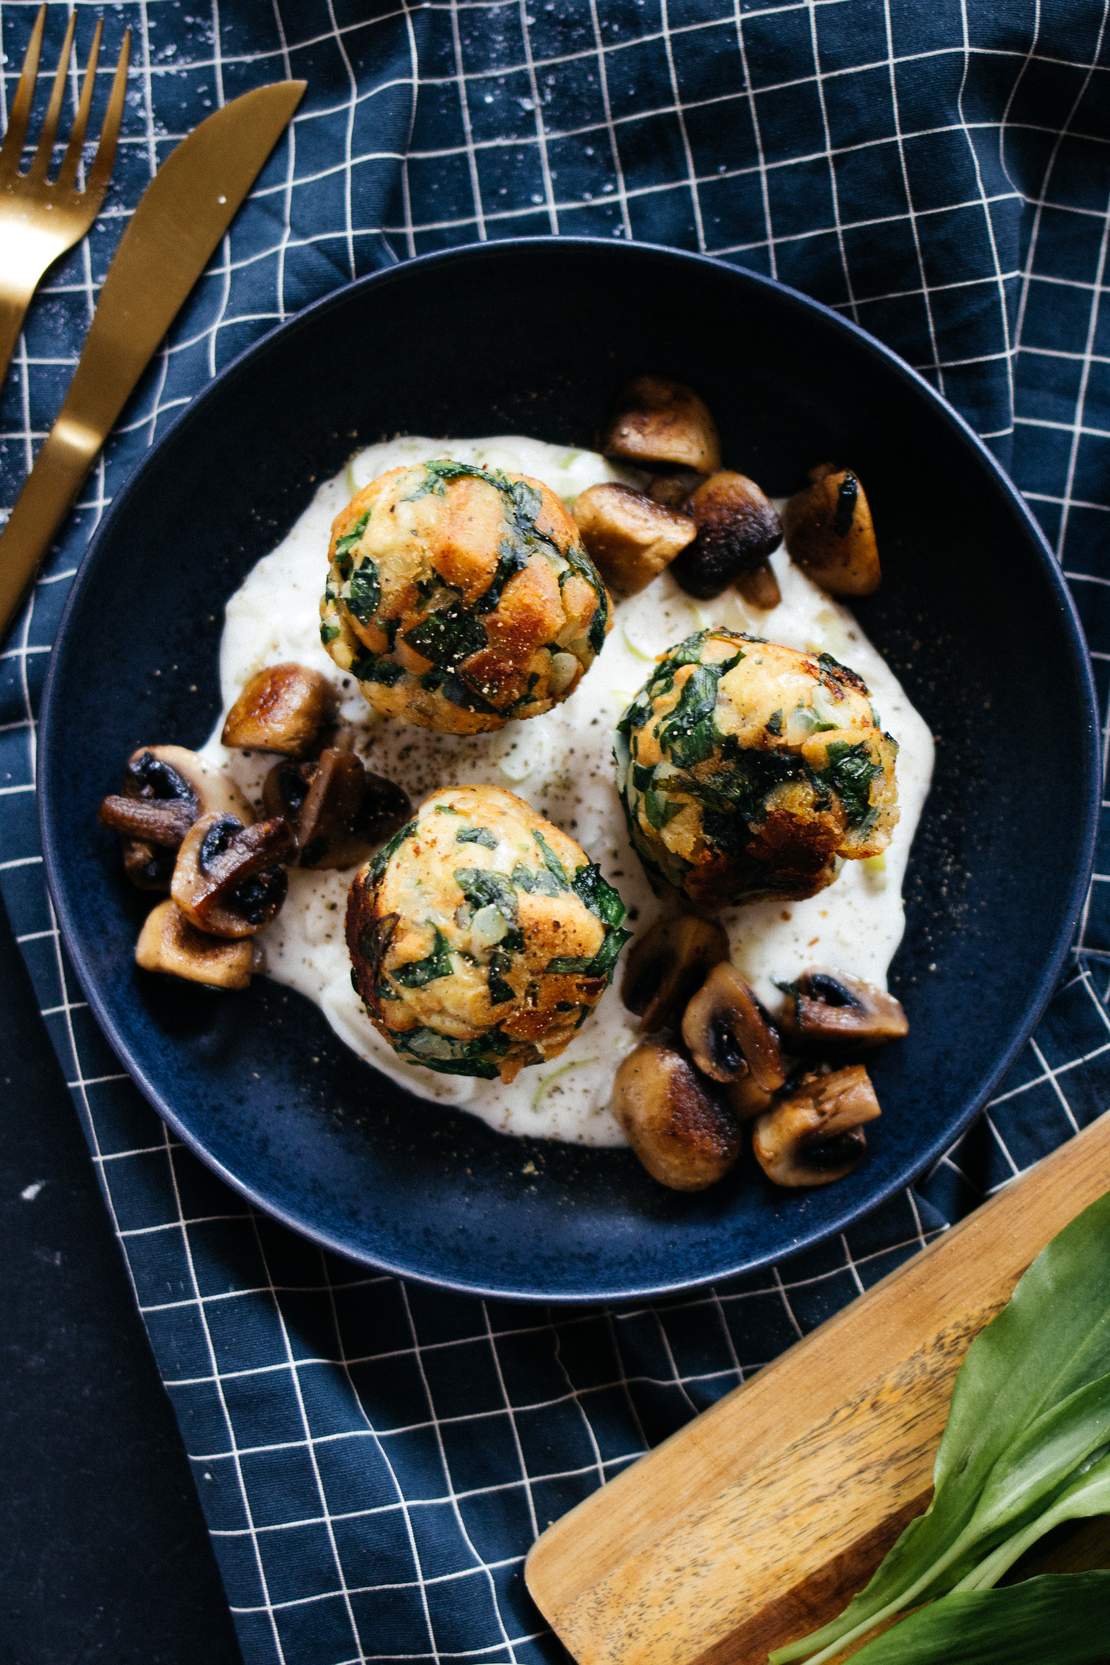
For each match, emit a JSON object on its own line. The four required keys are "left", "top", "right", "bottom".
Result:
{"left": 0, "top": 79, "right": 305, "bottom": 637}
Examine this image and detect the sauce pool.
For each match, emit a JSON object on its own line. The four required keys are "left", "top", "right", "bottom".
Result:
{"left": 198, "top": 436, "right": 934, "bottom": 1147}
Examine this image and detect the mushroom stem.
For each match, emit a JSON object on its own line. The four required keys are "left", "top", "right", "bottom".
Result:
{"left": 99, "top": 793, "right": 196, "bottom": 847}
{"left": 736, "top": 561, "right": 782, "bottom": 610}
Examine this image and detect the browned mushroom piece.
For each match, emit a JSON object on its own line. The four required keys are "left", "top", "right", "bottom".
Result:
{"left": 572, "top": 483, "right": 695, "bottom": 595}
{"left": 735, "top": 561, "right": 782, "bottom": 610}
{"left": 752, "top": 1064, "right": 881, "bottom": 1188}
{"left": 262, "top": 749, "right": 411, "bottom": 870}
{"left": 781, "top": 464, "right": 881, "bottom": 596}
{"left": 171, "top": 811, "right": 296, "bottom": 938}
{"left": 647, "top": 469, "right": 707, "bottom": 508}
{"left": 681, "top": 962, "right": 786, "bottom": 1092}
{"left": 135, "top": 900, "right": 255, "bottom": 990}
{"left": 602, "top": 376, "right": 721, "bottom": 474}
{"left": 722, "top": 1073, "right": 775, "bottom": 1121}
{"left": 778, "top": 969, "right": 909, "bottom": 1049}
{"left": 221, "top": 663, "right": 337, "bottom": 756}
{"left": 99, "top": 745, "right": 250, "bottom": 892}
{"left": 672, "top": 471, "right": 783, "bottom": 600}
{"left": 621, "top": 912, "right": 730, "bottom": 1032}
{"left": 613, "top": 1040, "right": 742, "bottom": 1191}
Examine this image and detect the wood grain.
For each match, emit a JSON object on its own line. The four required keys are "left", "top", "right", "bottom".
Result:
{"left": 525, "top": 1115, "right": 1110, "bottom": 1665}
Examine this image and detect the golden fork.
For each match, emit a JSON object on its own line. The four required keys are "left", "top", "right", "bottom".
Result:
{"left": 0, "top": 6, "right": 130, "bottom": 386}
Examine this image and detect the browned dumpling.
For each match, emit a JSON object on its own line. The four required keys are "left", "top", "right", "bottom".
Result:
{"left": 615, "top": 628, "right": 899, "bottom": 907}
{"left": 346, "top": 785, "right": 629, "bottom": 1082}
{"left": 320, "top": 459, "right": 611, "bottom": 735}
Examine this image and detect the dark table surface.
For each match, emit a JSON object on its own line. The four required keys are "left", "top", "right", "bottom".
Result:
{"left": 1, "top": 894, "right": 241, "bottom": 1664}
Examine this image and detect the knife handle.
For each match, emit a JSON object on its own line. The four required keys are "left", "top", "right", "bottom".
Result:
{"left": 0, "top": 417, "right": 97, "bottom": 638}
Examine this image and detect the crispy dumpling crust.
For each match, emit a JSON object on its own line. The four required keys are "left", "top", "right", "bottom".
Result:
{"left": 321, "top": 460, "right": 612, "bottom": 735}
{"left": 615, "top": 628, "right": 898, "bottom": 908}
{"left": 346, "top": 784, "right": 629, "bottom": 1082}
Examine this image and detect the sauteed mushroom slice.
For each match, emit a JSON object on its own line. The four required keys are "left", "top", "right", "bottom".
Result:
{"left": 135, "top": 900, "right": 254, "bottom": 991}
{"left": 261, "top": 750, "right": 411, "bottom": 870}
{"left": 261, "top": 758, "right": 312, "bottom": 823}
{"left": 295, "top": 749, "right": 367, "bottom": 867}
{"left": 735, "top": 560, "right": 782, "bottom": 610}
{"left": 221, "top": 663, "right": 336, "bottom": 756}
{"left": 782, "top": 464, "right": 880, "bottom": 596}
{"left": 672, "top": 471, "right": 783, "bottom": 600}
{"left": 172, "top": 812, "right": 295, "bottom": 938}
{"left": 681, "top": 962, "right": 785, "bottom": 1090}
{"left": 602, "top": 376, "right": 721, "bottom": 474}
{"left": 723, "top": 1073, "right": 775, "bottom": 1121}
{"left": 121, "top": 842, "right": 177, "bottom": 891}
{"left": 614, "top": 1040, "right": 742, "bottom": 1191}
{"left": 779, "top": 969, "right": 909, "bottom": 1049}
{"left": 647, "top": 468, "right": 706, "bottom": 509}
{"left": 752, "top": 1064, "right": 881, "bottom": 1188}
{"left": 572, "top": 483, "right": 695, "bottom": 595}
{"left": 100, "top": 745, "right": 249, "bottom": 892}
{"left": 622, "top": 913, "right": 729, "bottom": 1032}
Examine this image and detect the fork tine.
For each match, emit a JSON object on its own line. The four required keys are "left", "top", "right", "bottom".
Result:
{"left": 84, "top": 27, "right": 130, "bottom": 201}
{"left": 55, "top": 17, "right": 103, "bottom": 191}
{"left": 26, "top": 9, "right": 77, "bottom": 183}
{"left": 0, "top": 4, "right": 46, "bottom": 177}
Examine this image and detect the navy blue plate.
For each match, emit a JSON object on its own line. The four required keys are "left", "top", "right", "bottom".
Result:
{"left": 39, "top": 240, "right": 1099, "bottom": 1302}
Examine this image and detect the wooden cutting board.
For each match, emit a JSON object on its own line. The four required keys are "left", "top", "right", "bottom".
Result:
{"left": 525, "top": 1114, "right": 1110, "bottom": 1664}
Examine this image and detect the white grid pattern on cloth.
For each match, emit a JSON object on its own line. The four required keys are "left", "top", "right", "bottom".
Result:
{"left": 1, "top": 3, "right": 1109, "bottom": 1662}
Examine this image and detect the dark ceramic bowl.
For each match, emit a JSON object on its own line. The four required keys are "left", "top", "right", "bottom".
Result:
{"left": 39, "top": 239, "right": 1099, "bottom": 1302}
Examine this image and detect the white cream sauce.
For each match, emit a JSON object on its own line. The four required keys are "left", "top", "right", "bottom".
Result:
{"left": 199, "top": 436, "right": 934, "bottom": 1147}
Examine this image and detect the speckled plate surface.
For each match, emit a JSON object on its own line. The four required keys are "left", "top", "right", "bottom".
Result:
{"left": 39, "top": 240, "right": 1099, "bottom": 1301}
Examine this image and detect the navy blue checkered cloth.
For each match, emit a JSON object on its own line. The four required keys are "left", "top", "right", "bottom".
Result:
{"left": 2, "top": 4, "right": 1109, "bottom": 1661}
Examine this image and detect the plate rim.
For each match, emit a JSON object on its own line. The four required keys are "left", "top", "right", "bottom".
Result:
{"left": 38, "top": 235, "right": 1102, "bottom": 1302}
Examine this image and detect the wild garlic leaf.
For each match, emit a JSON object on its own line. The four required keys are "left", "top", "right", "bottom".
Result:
{"left": 966, "top": 1369, "right": 1110, "bottom": 1541}
{"left": 934, "top": 1190, "right": 1110, "bottom": 1495}
{"left": 954, "top": 1445, "right": 1110, "bottom": 1593}
{"left": 844, "top": 1572, "right": 1110, "bottom": 1665}
{"left": 770, "top": 1190, "right": 1110, "bottom": 1664}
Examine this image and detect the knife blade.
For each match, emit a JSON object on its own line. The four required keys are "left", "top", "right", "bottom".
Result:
{"left": 0, "top": 79, "right": 305, "bottom": 638}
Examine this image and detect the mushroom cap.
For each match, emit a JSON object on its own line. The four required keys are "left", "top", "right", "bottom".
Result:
{"left": 572, "top": 483, "right": 695, "bottom": 596}
{"left": 101, "top": 745, "right": 251, "bottom": 893}
{"left": 171, "top": 812, "right": 294, "bottom": 939}
{"left": 680, "top": 961, "right": 785, "bottom": 1089}
{"left": 346, "top": 784, "right": 629, "bottom": 1083}
{"left": 320, "top": 460, "right": 612, "bottom": 735}
{"left": 615, "top": 628, "right": 899, "bottom": 907}
{"left": 613, "top": 1040, "right": 742, "bottom": 1191}
{"left": 778, "top": 968, "right": 909, "bottom": 1049}
{"left": 782, "top": 465, "right": 881, "bottom": 597}
{"left": 135, "top": 900, "right": 255, "bottom": 991}
{"left": 602, "top": 377, "right": 722, "bottom": 474}
{"left": 752, "top": 1063, "right": 881, "bottom": 1187}
{"left": 130, "top": 745, "right": 250, "bottom": 822}
{"left": 621, "top": 910, "right": 729, "bottom": 1032}
{"left": 221, "top": 663, "right": 336, "bottom": 756}
{"left": 262, "top": 750, "right": 411, "bottom": 871}
{"left": 671, "top": 471, "right": 782, "bottom": 600}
